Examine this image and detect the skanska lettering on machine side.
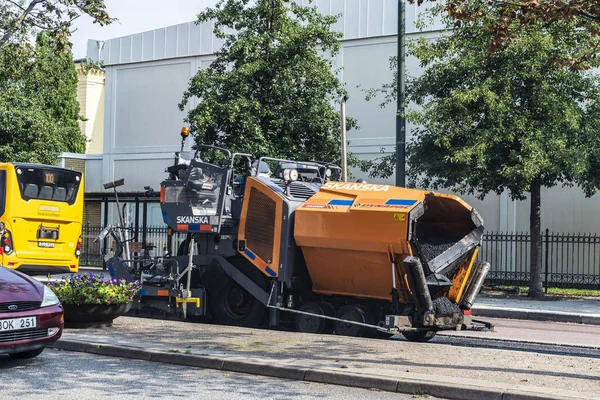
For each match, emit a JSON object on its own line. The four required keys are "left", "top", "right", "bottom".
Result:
{"left": 322, "top": 182, "right": 390, "bottom": 192}
{"left": 176, "top": 216, "right": 210, "bottom": 224}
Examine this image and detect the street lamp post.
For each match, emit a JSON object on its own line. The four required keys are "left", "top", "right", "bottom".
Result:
{"left": 396, "top": 0, "right": 406, "bottom": 188}
{"left": 340, "top": 95, "right": 348, "bottom": 182}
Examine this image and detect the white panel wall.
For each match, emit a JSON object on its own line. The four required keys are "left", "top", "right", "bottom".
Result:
{"left": 513, "top": 187, "right": 600, "bottom": 233}
{"left": 90, "top": 0, "right": 444, "bottom": 65}
{"left": 343, "top": 38, "right": 396, "bottom": 154}
{"left": 341, "top": 30, "right": 438, "bottom": 155}
{"left": 83, "top": 157, "right": 103, "bottom": 193}
{"left": 111, "top": 61, "right": 193, "bottom": 151}
{"left": 110, "top": 154, "right": 175, "bottom": 193}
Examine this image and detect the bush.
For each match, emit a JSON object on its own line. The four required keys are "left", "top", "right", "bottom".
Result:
{"left": 47, "top": 273, "right": 141, "bottom": 305}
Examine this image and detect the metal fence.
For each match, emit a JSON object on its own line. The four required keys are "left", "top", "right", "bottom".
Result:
{"left": 80, "top": 224, "right": 179, "bottom": 267}
{"left": 80, "top": 225, "right": 600, "bottom": 289}
{"left": 479, "top": 230, "right": 600, "bottom": 289}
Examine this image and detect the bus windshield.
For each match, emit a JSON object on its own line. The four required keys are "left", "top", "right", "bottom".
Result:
{"left": 15, "top": 165, "right": 82, "bottom": 205}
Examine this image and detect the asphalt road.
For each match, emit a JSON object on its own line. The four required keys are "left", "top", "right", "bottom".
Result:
{"left": 431, "top": 317, "right": 600, "bottom": 358}
{"left": 0, "top": 349, "right": 443, "bottom": 400}
{"left": 440, "top": 317, "right": 600, "bottom": 347}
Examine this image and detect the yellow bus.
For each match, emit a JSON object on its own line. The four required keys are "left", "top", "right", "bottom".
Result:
{"left": 0, "top": 163, "right": 84, "bottom": 275}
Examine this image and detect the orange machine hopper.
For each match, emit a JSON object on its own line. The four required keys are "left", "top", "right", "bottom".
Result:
{"left": 293, "top": 182, "right": 484, "bottom": 302}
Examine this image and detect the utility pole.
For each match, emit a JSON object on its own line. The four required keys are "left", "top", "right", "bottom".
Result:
{"left": 396, "top": 0, "right": 406, "bottom": 187}
{"left": 340, "top": 95, "right": 348, "bottom": 182}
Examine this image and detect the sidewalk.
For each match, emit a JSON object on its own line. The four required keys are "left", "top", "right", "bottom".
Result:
{"left": 51, "top": 316, "right": 600, "bottom": 400}
{"left": 472, "top": 295, "right": 600, "bottom": 325}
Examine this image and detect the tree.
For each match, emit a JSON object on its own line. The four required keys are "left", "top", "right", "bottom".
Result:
{"left": 0, "top": 0, "right": 113, "bottom": 164}
{"left": 0, "top": 0, "right": 113, "bottom": 49}
{"left": 363, "top": 6, "right": 600, "bottom": 297}
{"left": 411, "top": 0, "right": 600, "bottom": 66}
{"left": 0, "top": 31, "right": 86, "bottom": 164}
{"left": 179, "top": 0, "right": 356, "bottom": 164}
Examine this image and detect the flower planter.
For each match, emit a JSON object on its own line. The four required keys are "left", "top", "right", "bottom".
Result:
{"left": 47, "top": 273, "right": 141, "bottom": 329}
{"left": 62, "top": 302, "right": 132, "bottom": 329}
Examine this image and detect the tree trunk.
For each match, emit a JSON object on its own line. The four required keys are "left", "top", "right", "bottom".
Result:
{"left": 529, "top": 177, "right": 544, "bottom": 297}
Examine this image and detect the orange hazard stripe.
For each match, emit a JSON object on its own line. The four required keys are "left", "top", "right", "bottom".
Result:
{"left": 157, "top": 290, "right": 169, "bottom": 296}
{"left": 177, "top": 224, "right": 189, "bottom": 231}
{"left": 200, "top": 225, "right": 212, "bottom": 231}
{"left": 254, "top": 257, "right": 267, "bottom": 269}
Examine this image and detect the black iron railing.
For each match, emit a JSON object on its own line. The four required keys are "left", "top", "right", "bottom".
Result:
{"left": 479, "top": 230, "right": 600, "bottom": 290}
{"left": 80, "top": 224, "right": 600, "bottom": 289}
{"left": 80, "top": 223, "right": 105, "bottom": 266}
{"left": 80, "top": 223, "right": 177, "bottom": 267}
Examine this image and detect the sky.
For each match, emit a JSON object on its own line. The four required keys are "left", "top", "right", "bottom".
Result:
{"left": 70, "top": 0, "right": 220, "bottom": 59}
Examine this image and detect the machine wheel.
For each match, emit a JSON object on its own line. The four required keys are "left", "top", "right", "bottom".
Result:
{"left": 9, "top": 348, "right": 44, "bottom": 359}
{"left": 212, "top": 280, "right": 265, "bottom": 327}
{"left": 355, "top": 305, "right": 378, "bottom": 338}
{"left": 402, "top": 330, "right": 437, "bottom": 342}
{"left": 318, "top": 302, "right": 335, "bottom": 334}
{"left": 210, "top": 257, "right": 267, "bottom": 328}
{"left": 295, "top": 303, "right": 329, "bottom": 334}
{"left": 334, "top": 305, "right": 370, "bottom": 337}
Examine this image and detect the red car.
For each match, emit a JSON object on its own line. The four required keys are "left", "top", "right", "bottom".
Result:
{"left": 0, "top": 266, "right": 63, "bottom": 359}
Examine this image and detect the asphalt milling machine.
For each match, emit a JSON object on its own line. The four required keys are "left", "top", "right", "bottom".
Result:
{"left": 99, "top": 128, "right": 493, "bottom": 341}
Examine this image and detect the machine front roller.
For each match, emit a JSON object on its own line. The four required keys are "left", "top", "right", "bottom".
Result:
{"left": 209, "top": 257, "right": 268, "bottom": 328}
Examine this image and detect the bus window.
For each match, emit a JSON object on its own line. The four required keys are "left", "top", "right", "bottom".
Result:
{"left": 0, "top": 170, "right": 5, "bottom": 217}
{"left": 15, "top": 166, "right": 81, "bottom": 205}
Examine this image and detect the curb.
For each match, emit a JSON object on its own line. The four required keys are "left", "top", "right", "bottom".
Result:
{"left": 49, "top": 339, "right": 597, "bottom": 400}
{"left": 472, "top": 307, "right": 600, "bottom": 325}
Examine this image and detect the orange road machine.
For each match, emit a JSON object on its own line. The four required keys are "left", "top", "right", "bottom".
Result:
{"left": 101, "top": 128, "right": 492, "bottom": 341}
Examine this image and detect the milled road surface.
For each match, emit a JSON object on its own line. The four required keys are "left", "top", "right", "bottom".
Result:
{"left": 0, "top": 349, "right": 442, "bottom": 400}
{"left": 440, "top": 317, "right": 600, "bottom": 348}
{"left": 434, "top": 317, "right": 600, "bottom": 359}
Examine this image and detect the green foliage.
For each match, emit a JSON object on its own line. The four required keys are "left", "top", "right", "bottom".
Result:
{"left": 495, "top": 286, "right": 600, "bottom": 298}
{"left": 407, "top": 11, "right": 600, "bottom": 201}
{"left": 180, "top": 0, "right": 357, "bottom": 165}
{"left": 364, "top": 4, "right": 600, "bottom": 297}
{"left": 0, "top": 31, "right": 86, "bottom": 164}
{"left": 79, "top": 57, "right": 104, "bottom": 74}
{"left": 0, "top": 0, "right": 113, "bottom": 50}
{"left": 439, "top": 0, "right": 600, "bottom": 67}
{"left": 363, "top": 6, "right": 600, "bottom": 201}
{"left": 0, "top": 1, "right": 112, "bottom": 164}
{"left": 47, "top": 273, "right": 142, "bottom": 305}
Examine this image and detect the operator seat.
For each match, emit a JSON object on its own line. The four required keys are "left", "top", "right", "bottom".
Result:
{"left": 182, "top": 165, "right": 218, "bottom": 206}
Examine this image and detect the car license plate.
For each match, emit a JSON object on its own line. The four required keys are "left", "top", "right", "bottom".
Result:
{"left": 38, "top": 241, "right": 54, "bottom": 248}
{"left": 0, "top": 316, "right": 37, "bottom": 332}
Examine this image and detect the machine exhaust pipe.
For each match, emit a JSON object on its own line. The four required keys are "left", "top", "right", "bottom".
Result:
{"left": 403, "top": 256, "right": 434, "bottom": 313}
{"left": 460, "top": 260, "right": 490, "bottom": 310}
